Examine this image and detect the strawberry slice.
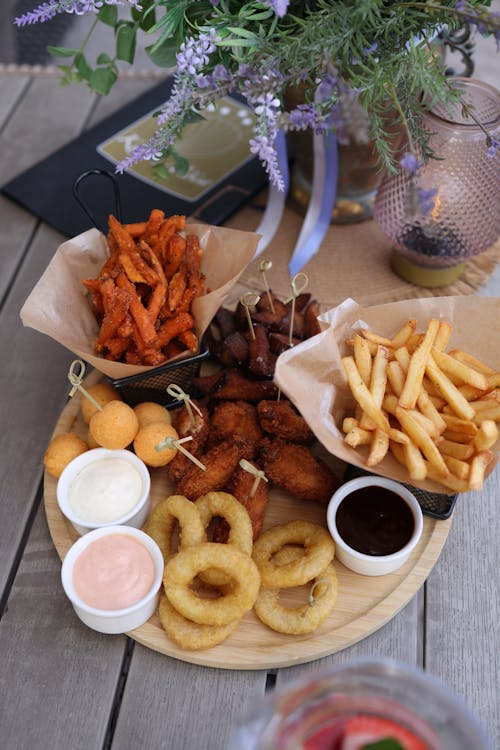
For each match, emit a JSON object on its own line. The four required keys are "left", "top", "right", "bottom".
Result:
{"left": 339, "top": 715, "right": 429, "bottom": 750}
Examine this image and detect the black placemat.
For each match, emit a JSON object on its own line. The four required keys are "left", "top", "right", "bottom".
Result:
{"left": 1, "top": 80, "right": 267, "bottom": 237}
{"left": 343, "top": 464, "right": 457, "bottom": 520}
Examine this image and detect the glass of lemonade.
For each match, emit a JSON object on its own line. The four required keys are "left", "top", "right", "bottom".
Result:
{"left": 227, "top": 658, "right": 492, "bottom": 750}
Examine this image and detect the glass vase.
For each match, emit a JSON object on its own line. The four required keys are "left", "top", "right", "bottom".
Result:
{"left": 374, "top": 78, "right": 500, "bottom": 287}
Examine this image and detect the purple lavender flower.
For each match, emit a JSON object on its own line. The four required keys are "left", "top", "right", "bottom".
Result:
{"left": 14, "top": 0, "right": 139, "bottom": 26}
{"left": 249, "top": 134, "right": 285, "bottom": 190}
{"left": 487, "top": 137, "right": 499, "bottom": 157}
{"left": 417, "top": 187, "right": 438, "bottom": 216}
{"left": 264, "top": 0, "right": 289, "bottom": 18}
{"left": 400, "top": 152, "right": 421, "bottom": 174}
{"left": 176, "top": 29, "right": 219, "bottom": 76}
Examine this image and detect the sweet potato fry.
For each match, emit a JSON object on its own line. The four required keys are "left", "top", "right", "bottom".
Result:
{"left": 115, "top": 272, "right": 158, "bottom": 346}
{"left": 168, "top": 269, "right": 188, "bottom": 312}
{"left": 142, "top": 208, "right": 165, "bottom": 250}
{"left": 108, "top": 214, "right": 136, "bottom": 253}
{"left": 156, "top": 312, "right": 194, "bottom": 348}
{"left": 163, "top": 233, "right": 186, "bottom": 278}
{"left": 95, "top": 283, "right": 132, "bottom": 353}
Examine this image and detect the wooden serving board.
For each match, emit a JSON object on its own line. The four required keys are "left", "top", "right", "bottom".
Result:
{"left": 44, "top": 370, "right": 452, "bottom": 670}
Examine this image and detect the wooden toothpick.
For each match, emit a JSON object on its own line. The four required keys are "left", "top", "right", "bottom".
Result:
{"left": 166, "top": 384, "right": 202, "bottom": 430}
{"left": 259, "top": 259, "right": 275, "bottom": 313}
{"left": 285, "top": 272, "right": 309, "bottom": 346}
{"left": 240, "top": 292, "right": 261, "bottom": 341}
{"left": 239, "top": 458, "right": 268, "bottom": 497}
{"left": 155, "top": 435, "right": 206, "bottom": 471}
{"left": 67, "top": 359, "right": 104, "bottom": 412}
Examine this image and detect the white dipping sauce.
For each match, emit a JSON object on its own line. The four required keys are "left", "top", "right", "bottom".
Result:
{"left": 68, "top": 458, "right": 143, "bottom": 523}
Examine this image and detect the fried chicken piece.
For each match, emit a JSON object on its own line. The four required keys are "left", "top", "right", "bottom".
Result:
{"left": 256, "top": 437, "right": 339, "bottom": 505}
{"left": 167, "top": 401, "right": 210, "bottom": 484}
{"left": 207, "top": 401, "right": 262, "bottom": 457}
{"left": 214, "top": 461, "right": 270, "bottom": 542}
{"left": 209, "top": 370, "right": 279, "bottom": 403}
{"left": 175, "top": 439, "right": 247, "bottom": 500}
{"left": 248, "top": 324, "right": 277, "bottom": 378}
{"left": 257, "top": 400, "right": 315, "bottom": 444}
{"left": 304, "top": 300, "right": 322, "bottom": 338}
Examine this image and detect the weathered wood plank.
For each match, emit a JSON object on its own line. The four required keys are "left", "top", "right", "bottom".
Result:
{"left": 0, "top": 506, "right": 126, "bottom": 750}
{"left": 425, "top": 475, "right": 500, "bottom": 746}
{"left": 0, "top": 73, "right": 30, "bottom": 129}
{"left": 112, "top": 648, "right": 267, "bottom": 750}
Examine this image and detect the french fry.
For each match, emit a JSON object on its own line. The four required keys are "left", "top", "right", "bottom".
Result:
{"left": 387, "top": 360, "right": 405, "bottom": 397}
{"left": 442, "top": 429, "right": 475, "bottom": 445}
{"left": 406, "top": 409, "right": 440, "bottom": 439}
{"left": 390, "top": 318, "right": 416, "bottom": 349}
{"left": 366, "top": 428, "right": 390, "bottom": 467}
{"left": 402, "top": 439, "right": 427, "bottom": 481}
{"left": 342, "top": 356, "right": 390, "bottom": 433}
{"left": 443, "top": 455, "right": 470, "bottom": 482}
{"left": 431, "top": 348, "right": 489, "bottom": 391}
{"left": 439, "top": 439, "right": 474, "bottom": 461}
{"left": 399, "top": 319, "right": 439, "bottom": 409}
{"left": 353, "top": 334, "right": 373, "bottom": 386}
{"left": 360, "top": 329, "right": 392, "bottom": 347}
{"left": 473, "top": 420, "right": 499, "bottom": 452}
{"left": 342, "top": 417, "right": 359, "bottom": 433}
{"left": 395, "top": 406, "right": 449, "bottom": 476}
{"left": 425, "top": 355, "right": 475, "bottom": 421}
{"left": 448, "top": 349, "right": 496, "bottom": 375}
{"left": 359, "top": 345, "right": 390, "bottom": 430}
{"left": 433, "top": 321, "right": 452, "bottom": 352}
{"left": 344, "top": 427, "right": 372, "bottom": 447}
{"left": 440, "top": 414, "right": 478, "bottom": 437}
{"left": 468, "top": 450, "right": 493, "bottom": 491}
{"left": 471, "top": 404, "right": 500, "bottom": 424}
{"left": 425, "top": 463, "right": 469, "bottom": 493}
{"left": 388, "top": 428, "right": 410, "bottom": 445}
{"left": 417, "top": 387, "right": 447, "bottom": 435}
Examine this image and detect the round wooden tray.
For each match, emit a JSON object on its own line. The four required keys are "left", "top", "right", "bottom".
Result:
{"left": 44, "top": 371, "right": 452, "bottom": 670}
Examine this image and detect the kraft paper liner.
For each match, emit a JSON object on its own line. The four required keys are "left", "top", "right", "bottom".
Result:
{"left": 20, "top": 223, "right": 261, "bottom": 380}
{"left": 274, "top": 295, "right": 500, "bottom": 495}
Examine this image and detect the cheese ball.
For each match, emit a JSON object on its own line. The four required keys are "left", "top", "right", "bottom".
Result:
{"left": 134, "top": 402, "right": 172, "bottom": 430}
{"left": 87, "top": 427, "right": 100, "bottom": 449}
{"left": 89, "top": 400, "right": 139, "bottom": 450}
{"left": 44, "top": 432, "right": 88, "bottom": 478}
{"left": 134, "top": 422, "right": 179, "bottom": 467}
{"left": 81, "top": 382, "right": 122, "bottom": 424}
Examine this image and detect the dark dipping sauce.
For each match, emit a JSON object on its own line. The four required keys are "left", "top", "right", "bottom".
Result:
{"left": 336, "top": 486, "right": 415, "bottom": 556}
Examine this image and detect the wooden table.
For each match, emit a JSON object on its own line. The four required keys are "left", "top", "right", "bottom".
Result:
{"left": 0, "top": 71, "right": 498, "bottom": 749}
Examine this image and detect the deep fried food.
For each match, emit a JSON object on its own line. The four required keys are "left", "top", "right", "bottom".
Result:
{"left": 256, "top": 438, "right": 339, "bottom": 504}
{"left": 195, "top": 491, "right": 254, "bottom": 586}
{"left": 206, "top": 370, "right": 279, "bottom": 402}
{"left": 216, "top": 461, "right": 269, "bottom": 540}
{"left": 254, "top": 562, "right": 338, "bottom": 635}
{"left": 158, "top": 593, "right": 239, "bottom": 650}
{"left": 80, "top": 382, "right": 122, "bottom": 424}
{"left": 133, "top": 401, "right": 172, "bottom": 429}
{"left": 248, "top": 324, "right": 277, "bottom": 378}
{"left": 167, "top": 401, "right": 210, "bottom": 484}
{"left": 257, "top": 399, "right": 315, "bottom": 444}
{"left": 175, "top": 439, "right": 247, "bottom": 499}
{"left": 89, "top": 400, "right": 139, "bottom": 450}
{"left": 207, "top": 400, "right": 262, "bottom": 456}
{"left": 145, "top": 494, "right": 205, "bottom": 563}
{"left": 44, "top": 432, "right": 88, "bottom": 478}
{"left": 133, "top": 422, "right": 179, "bottom": 467}
{"left": 252, "top": 520, "right": 335, "bottom": 587}
{"left": 163, "top": 542, "right": 261, "bottom": 626}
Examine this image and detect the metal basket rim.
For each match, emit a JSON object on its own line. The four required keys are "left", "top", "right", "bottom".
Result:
{"left": 109, "top": 338, "right": 210, "bottom": 388}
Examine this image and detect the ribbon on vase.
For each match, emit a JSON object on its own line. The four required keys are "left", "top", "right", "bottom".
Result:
{"left": 253, "top": 129, "right": 290, "bottom": 257}
{"left": 288, "top": 130, "right": 338, "bottom": 276}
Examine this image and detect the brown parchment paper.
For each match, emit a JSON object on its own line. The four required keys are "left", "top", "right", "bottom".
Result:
{"left": 20, "top": 223, "right": 260, "bottom": 380}
{"left": 274, "top": 295, "right": 500, "bottom": 494}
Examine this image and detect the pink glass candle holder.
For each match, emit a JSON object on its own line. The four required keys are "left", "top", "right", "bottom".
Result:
{"left": 374, "top": 78, "right": 500, "bottom": 287}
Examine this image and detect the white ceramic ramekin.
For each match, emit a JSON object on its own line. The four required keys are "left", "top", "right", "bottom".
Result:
{"left": 57, "top": 448, "right": 151, "bottom": 535}
{"left": 61, "top": 525, "right": 164, "bottom": 634}
{"left": 326, "top": 476, "right": 423, "bottom": 576}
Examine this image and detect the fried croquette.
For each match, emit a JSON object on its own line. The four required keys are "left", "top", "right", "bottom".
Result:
{"left": 89, "top": 400, "right": 139, "bottom": 449}
{"left": 133, "top": 422, "right": 179, "bottom": 467}
{"left": 44, "top": 432, "right": 88, "bottom": 478}
{"left": 134, "top": 401, "right": 172, "bottom": 429}
{"left": 81, "top": 382, "right": 122, "bottom": 424}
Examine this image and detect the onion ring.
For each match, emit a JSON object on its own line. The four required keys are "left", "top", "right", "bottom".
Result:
{"left": 158, "top": 593, "right": 239, "bottom": 650}
{"left": 252, "top": 520, "right": 335, "bottom": 587}
{"left": 164, "top": 542, "right": 260, "bottom": 626}
{"left": 195, "top": 492, "right": 253, "bottom": 586}
{"left": 254, "top": 563, "right": 338, "bottom": 635}
{"left": 144, "top": 495, "right": 205, "bottom": 563}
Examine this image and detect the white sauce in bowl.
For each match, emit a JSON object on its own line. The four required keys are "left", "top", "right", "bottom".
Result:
{"left": 68, "top": 457, "right": 143, "bottom": 523}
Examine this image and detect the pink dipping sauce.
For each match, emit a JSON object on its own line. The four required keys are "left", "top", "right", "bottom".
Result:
{"left": 72, "top": 534, "right": 156, "bottom": 611}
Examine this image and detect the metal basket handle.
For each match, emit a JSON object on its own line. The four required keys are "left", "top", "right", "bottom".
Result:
{"left": 72, "top": 169, "right": 123, "bottom": 233}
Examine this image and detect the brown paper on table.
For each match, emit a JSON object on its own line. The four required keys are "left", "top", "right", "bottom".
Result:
{"left": 20, "top": 223, "right": 260, "bottom": 380}
{"left": 274, "top": 295, "right": 500, "bottom": 494}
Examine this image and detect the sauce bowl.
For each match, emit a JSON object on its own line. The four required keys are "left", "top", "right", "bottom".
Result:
{"left": 326, "top": 476, "right": 423, "bottom": 576}
{"left": 61, "top": 525, "right": 164, "bottom": 634}
{"left": 57, "top": 448, "right": 151, "bottom": 535}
